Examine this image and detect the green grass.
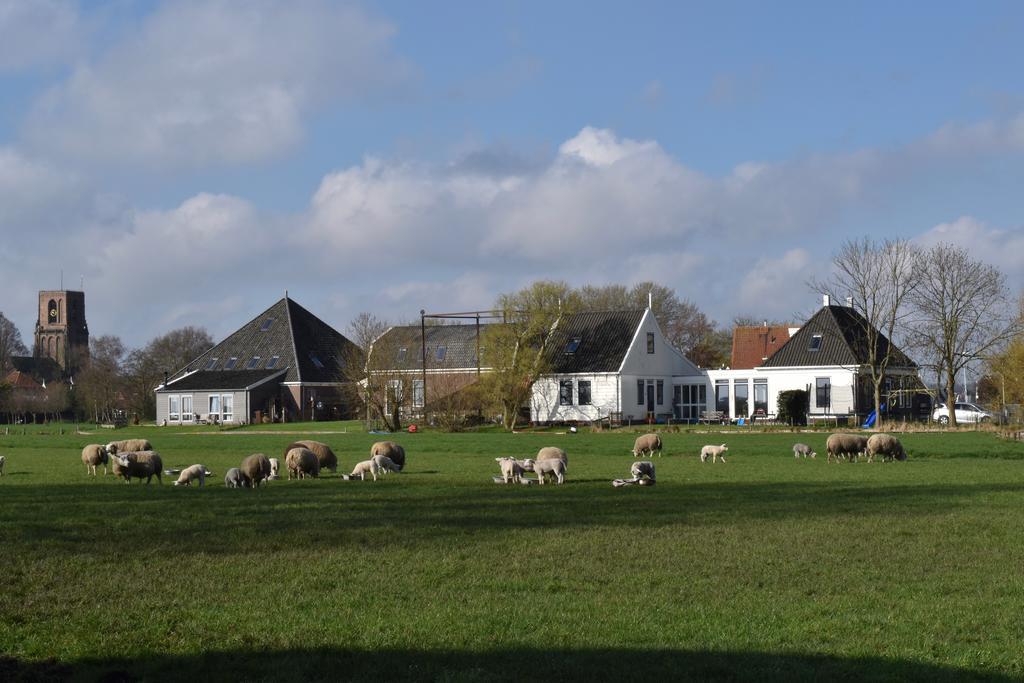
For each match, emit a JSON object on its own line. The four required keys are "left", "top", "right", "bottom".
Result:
{"left": 2, "top": 425, "right": 1024, "bottom": 681}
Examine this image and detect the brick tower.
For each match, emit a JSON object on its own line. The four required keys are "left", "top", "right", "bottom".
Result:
{"left": 34, "top": 290, "right": 89, "bottom": 374}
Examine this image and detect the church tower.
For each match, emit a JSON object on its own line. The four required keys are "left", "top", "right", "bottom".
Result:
{"left": 34, "top": 290, "right": 89, "bottom": 374}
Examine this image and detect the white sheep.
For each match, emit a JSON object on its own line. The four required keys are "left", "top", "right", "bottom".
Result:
{"left": 372, "top": 454, "right": 401, "bottom": 475}
{"left": 632, "top": 433, "right": 663, "bottom": 458}
{"left": 630, "top": 460, "right": 656, "bottom": 481}
{"left": 826, "top": 433, "right": 868, "bottom": 463}
{"left": 81, "top": 444, "right": 109, "bottom": 476}
{"left": 268, "top": 458, "right": 281, "bottom": 480}
{"left": 792, "top": 443, "right": 816, "bottom": 459}
{"left": 528, "top": 457, "right": 566, "bottom": 485}
{"left": 347, "top": 459, "right": 381, "bottom": 481}
{"left": 224, "top": 467, "right": 250, "bottom": 488}
{"left": 866, "top": 433, "right": 908, "bottom": 463}
{"left": 370, "top": 441, "right": 406, "bottom": 471}
{"left": 286, "top": 447, "right": 321, "bottom": 479}
{"left": 174, "top": 464, "right": 207, "bottom": 487}
{"left": 240, "top": 453, "right": 271, "bottom": 488}
{"left": 105, "top": 439, "right": 153, "bottom": 456}
{"left": 495, "top": 457, "right": 525, "bottom": 484}
{"left": 700, "top": 444, "right": 728, "bottom": 463}
{"left": 110, "top": 451, "right": 164, "bottom": 484}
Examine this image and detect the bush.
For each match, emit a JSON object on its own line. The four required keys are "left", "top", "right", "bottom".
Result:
{"left": 777, "top": 390, "right": 809, "bottom": 426}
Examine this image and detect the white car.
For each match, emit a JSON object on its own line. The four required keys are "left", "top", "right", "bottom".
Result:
{"left": 932, "top": 402, "right": 993, "bottom": 424}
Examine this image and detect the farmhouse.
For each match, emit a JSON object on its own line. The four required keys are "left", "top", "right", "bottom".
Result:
{"left": 155, "top": 296, "right": 361, "bottom": 425}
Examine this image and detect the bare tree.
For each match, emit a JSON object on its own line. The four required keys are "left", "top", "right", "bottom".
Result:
{"left": 348, "top": 312, "right": 390, "bottom": 357}
{"left": 811, "top": 238, "right": 920, "bottom": 422}
{"left": 908, "top": 243, "right": 1023, "bottom": 427}
{"left": 0, "top": 312, "right": 28, "bottom": 371}
{"left": 123, "top": 326, "right": 214, "bottom": 419}
{"left": 359, "top": 329, "right": 414, "bottom": 432}
{"left": 75, "top": 335, "right": 127, "bottom": 423}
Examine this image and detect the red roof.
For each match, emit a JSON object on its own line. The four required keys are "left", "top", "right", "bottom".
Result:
{"left": 3, "top": 370, "right": 43, "bottom": 390}
{"left": 730, "top": 325, "right": 796, "bottom": 369}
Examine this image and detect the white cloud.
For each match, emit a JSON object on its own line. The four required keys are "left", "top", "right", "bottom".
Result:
{"left": 737, "top": 249, "right": 815, "bottom": 319}
{"left": 913, "top": 216, "right": 1024, "bottom": 292}
{"left": 24, "top": 0, "right": 410, "bottom": 167}
{"left": 0, "top": 0, "right": 81, "bottom": 72}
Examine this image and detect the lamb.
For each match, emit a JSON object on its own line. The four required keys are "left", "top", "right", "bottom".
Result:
{"left": 526, "top": 457, "right": 566, "bottom": 485}
{"left": 825, "top": 433, "right": 868, "bottom": 463}
{"left": 632, "top": 433, "right": 663, "bottom": 458}
{"left": 370, "top": 441, "right": 406, "bottom": 471}
{"left": 348, "top": 459, "right": 381, "bottom": 481}
{"left": 283, "top": 440, "right": 337, "bottom": 473}
{"left": 81, "top": 444, "right": 109, "bottom": 475}
{"left": 700, "top": 444, "right": 728, "bottom": 463}
{"left": 865, "top": 433, "right": 907, "bottom": 463}
{"left": 105, "top": 439, "right": 153, "bottom": 456}
{"left": 792, "top": 443, "right": 817, "bottom": 459}
{"left": 495, "top": 457, "right": 525, "bottom": 484}
{"left": 240, "top": 453, "right": 272, "bottom": 488}
{"left": 224, "top": 467, "right": 251, "bottom": 488}
{"left": 630, "top": 460, "right": 656, "bottom": 481}
{"left": 110, "top": 451, "right": 163, "bottom": 484}
{"left": 285, "top": 447, "right": 320, "bottom": 479}
{"left": 268, "top": 458, "right": 281, "bottom": 480}
{"left": 372, "top": 454, "right": 401, "bottom": 475}
{"left": 174, "top": 464, "right": 206, "bottom": 487}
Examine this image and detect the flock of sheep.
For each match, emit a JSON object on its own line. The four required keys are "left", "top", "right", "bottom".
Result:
{"left": 77, "top": 438, "right": 408, "bottom": 488}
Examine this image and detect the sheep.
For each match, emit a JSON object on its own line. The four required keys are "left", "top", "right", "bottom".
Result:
{"left": 792, "top": 443, "right": 817, "bottom": 459}
{"left": 370, "top": 441, "right": 406, "bottom": 471}
{"left": 105, "top": 439, "right": 153, "bottom": 456}
{"left": 630, "top": 460, "right": 656, "bottom": 481}
{"left": 174, "top": 464, "right": 206, "bottom": 487}
{"left": 825, "top": 433, "right": 868, "bottom": 464}
{"left": 495, "top": 457, "right": 525, "bottom": 484}
{"left": 632, "top": 433, "right": 663, "bottom": 458}
{"left": 268, "top": 458, "right": 281, "bottom": 480}
{"left": 224, "top": 467, "right": 251, "bottom": 488}
{"left": 372, "top": 454, "right": 401, "bottom": 475}
{"left": 348, "top": 459, "right": 381, "bottom": 481}
{"left": 535, "top": 446, "right": 568, "bottom": 471}
{"left": 81, "top": 444, "right": 109, "bottom": 476}
{"left": 285, "top": 447, "right": 320, "bottom": 479}
{"left": 110, "top": 451, "right": 163, "bottom": 484}
{"left": 240, "top": 453, "right": 272, "bottom": 488}
{"left": 0, "top": 455, "right": 5, "bottom": 476}
{"left": 866, "top": 433, "right": 908, "bottom": 463}
{"left": 283, "top": 440, "right": 337, "bottom": 473}
{"left": 527, "top": 457, "right": 566, "bottom": 485}
{"left": 700, "top": 444, "right": 728, "bottom": 463}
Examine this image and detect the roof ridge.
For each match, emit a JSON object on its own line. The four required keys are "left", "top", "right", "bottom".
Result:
{"left": 284, "top": 296, "right": 301, "bottom": 383}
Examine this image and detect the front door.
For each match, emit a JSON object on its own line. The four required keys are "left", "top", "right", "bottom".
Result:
{"left": 646, "top": 383, "right": 655, "bottom": 414}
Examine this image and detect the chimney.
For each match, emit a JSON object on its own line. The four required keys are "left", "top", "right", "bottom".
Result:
{"left": 823, "top": 294, "right": 831, "bottom": 307}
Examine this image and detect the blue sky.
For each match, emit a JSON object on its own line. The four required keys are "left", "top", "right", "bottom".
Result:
{"left": 1, "top": 0, "right": 1023, "bottom": 349}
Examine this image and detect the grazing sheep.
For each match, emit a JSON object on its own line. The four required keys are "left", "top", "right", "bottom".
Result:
{"left": 825, "top": 433, "right": 868, "bottom": 463}
{"left": 0, "top": 455, "right": 5, "bottom": 476}
{"left": 535, "top": 446, "right": 568, "bottom": 471}
{"left": 529, "top": 457, "right": 566, "bottom": 485}
{"left": 285, "top": 447, "right": 320, "bottom": 479}
{"left": 105, "top": 439, "right": 153, "bottom": 456}
{"left": 632, "top": 433, "right": 663, "bottom": 458}
{"left": 110, "top": 451, "right": 163, "bottom": 484}
{"left": 495, "top": 457, "right": 525, "bottom": 484}
{"left": 224, "top": 467, "right": 251, "bottom": 488}
{"left": 268, "top": 458, "right": 281, "bottom": 480}
{"left": 370, "top": 441, "right": 406, "bottom": 471}
{"left": 283, "top": 440, "right": 337, "bottom": 473}
{"left": 372, "top": 454, "right": 401, "bottom": 475}
{"left": 240, "top": 453, "right": 272, "bottom": 488}
{"left": 792, "top": 443, "right": 816, "bottom": 459}
{"left": 348, "top": 459, "right": 381, "bottom": 481}
{"left": 866, "top": 433, "right": 908, "bottom": 463}
{"left": 81, "top": 444, "right": 109, "bottom": 475}
{"left": 630, "top": 460, "right": 656, "bottom": 481}
{"left": 174, "top": 464, "right": 206, "bottom": 487}
{"left": 700, "top": 444, "right": 728, "bottom": 463}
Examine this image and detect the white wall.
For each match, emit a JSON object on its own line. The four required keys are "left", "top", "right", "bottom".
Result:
{"left": 531, "top": 374, "right": 619, "bottom": 422}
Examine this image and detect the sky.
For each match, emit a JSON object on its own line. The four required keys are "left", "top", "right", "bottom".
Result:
{"left": 1, "top": 0, "right": 1023, "bottom": 350}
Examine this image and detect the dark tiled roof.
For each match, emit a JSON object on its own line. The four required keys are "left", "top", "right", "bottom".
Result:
{"left": 762, "top": 305, "right": 915, "bottom": 368}
{"left": 161, "top": 369, "right": 286, "bottom": 391}
{"left": 370, "top": 324, "right": 488, "bottom": 371}
{"left": 730, "top": 325, "right": 795, "bottom": 369}
{"left": 547, "top": 310, "right": 644, "bottom": 373}
{"left": 8, "top": 356, "right": 64, "bottom": 383}
{"left": 170, "top": 297, "right": 360, "bottom": 384}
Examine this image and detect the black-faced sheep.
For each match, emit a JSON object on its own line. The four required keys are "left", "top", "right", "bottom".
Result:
{"left": 632, "top": 433, "right": 663, "bottom": 458}
{"left": 283, "top": 440, "right": 337, "bottom": 473}
{"left": 240, "top": 453, "right": 271, "bottom": 488}
{"left": 700, "top": 444, "right": 728, "bottom": 463}
{"left": 370, "top": 441, "right": 406, "bottom": 471}
{"left": 81, "top": 444, "right": 109, "bottom": 475}
{"left": 174, "top": 464, "right": 206, "bottom": 487}
{"left": 792, "top": 443, "right": 816, "bottom": 459}
{"left": 111, "top": 451, "right": 163, "bottom": 484}
{"left": 866, "top": 433, "right": 907, "bottom": 462}
{"left": 224, "top": 467, "right": 251, "bottom": 488}
{"left": 285, "top": 447, "right": 320, "bottom": 479}
{"left": 105, "top": 439, "right": 153, "bottom": 456}
{"left": 825, "top": 433, "right": 868, "bottom": 463}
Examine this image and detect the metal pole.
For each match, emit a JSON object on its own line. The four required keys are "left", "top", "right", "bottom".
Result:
{"left": 420, "top": 309, "right": 427, "bottom": 419}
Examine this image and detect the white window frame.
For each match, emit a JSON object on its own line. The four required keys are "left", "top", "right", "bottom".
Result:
{"left": 181, "top": 395, "right": 193, "bottom": 422}
{"left": 168, "top": 395, "right": 180, "bottom": 422}
{"left": 222, "top": 394, "right": 234, "bottom": 422}
{"left": 412, "top": 379, "right": 425, "bottom": 408}
{"left": 209, "top": 394, "right": 221, "bottom": 420}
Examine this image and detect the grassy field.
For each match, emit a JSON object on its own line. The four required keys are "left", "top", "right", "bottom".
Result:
{"left": 2, "top": 423, "right": 1023, "bottom": 681}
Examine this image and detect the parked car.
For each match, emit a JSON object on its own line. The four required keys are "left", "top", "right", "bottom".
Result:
{"left": 932, "top": 402, "right": 993, "bottom": 424}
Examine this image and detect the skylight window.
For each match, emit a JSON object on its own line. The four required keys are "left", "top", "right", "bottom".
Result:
{"left": 225, "top": 357, "right": 238, "bottom": 369}
{"left": 205, "top": 358, "right": 218, "bottom": 370}
{"left": 564, "top": 337, "right": 582, "bottom": 354}
{"left": 436, "top": 346, "right": 447, "bottom": 361}
{"left": 246, "top": 356, "right": 261, "bottom": 369}
{"left": 808, "top": 334, "right": 823, "bottom": 352}
{"left": 260, "top": 318, "right": 274, "bottom": 331}
{"left": 309, "top": 353, "right": 324, "bottom": 369}
{"left": 266, "top": 356, "right": 280, "bottom": 369}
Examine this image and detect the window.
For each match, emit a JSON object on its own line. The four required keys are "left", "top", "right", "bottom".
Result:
{"left": 656, "top": 380, "right": 664, "bottom": 405}
{"left": 205, "top": 358, "right": 218, "bottom": 370}
{"left": 397, "top": 347, "right": 407, "bottom": 362}
{"left": 809, "top": 334, "right": 823, "bottom": 351}
{"left": 412, "top": 380, "right": 424, "bottom": 408}
{"left": 246, "top": 356, "right": 261, "bottom": 369}
{"left": 564, "top": 337, "right": 581, "bottom": 354}
{"left": 168, "top": 395, "right": 180, "bottom": 421}
{"left": 260, "top": 318, "right": 274, "bottom": 331}
{"left": 386, "top": 379, "right": 402, "bottom": 412}
{"left": 309, "top": 353, "right": 324, "bottom": 369}
{"left": 225, "top": 357, "right": 238, "bottom": 370}
{"left": 209, "top": 394, "right": 221, "bottom": 419}
{"left": 647, "top": 332, "right": 655, "bottom": 354}
{"left": 560, "top": 380, "right": 573, "bottom": 406}
{"left": 222, "top": 394, "right": 234, "bottom": 422}
{"left": 266, "top": 356, "right": 280, "bottom": 369}
{"left": 436, "top": 346, "right": 447, "bottom": 362}
{"left": 578, "top": 380, "right": 592, "bottom": 405}
{"left": 637, "top": 380, "right": 645, "bottom": 405}
{"left": 816, "top": 377, "right": 831, "bottom": 411}
{"left": 181, "top": 396, "right": 193, "bottom": 422}
{"left": 734, "top": 380, "right": 749, "bottom": 417}
{"left": 753, "top": 379, "right": 768, "bottom": 416}
{"left": 715, "top": 380, "right": 730, "bottom": 413}
{"left": 678, "top": 384, "right": 707, "bottom": 421}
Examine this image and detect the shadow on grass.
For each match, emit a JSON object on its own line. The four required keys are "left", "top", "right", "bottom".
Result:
{"left": 1, "top": 646, "right": 1013, "bottom": 682}
{"left": 1, "top": 480, "right": 1021, "bottom": 558}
